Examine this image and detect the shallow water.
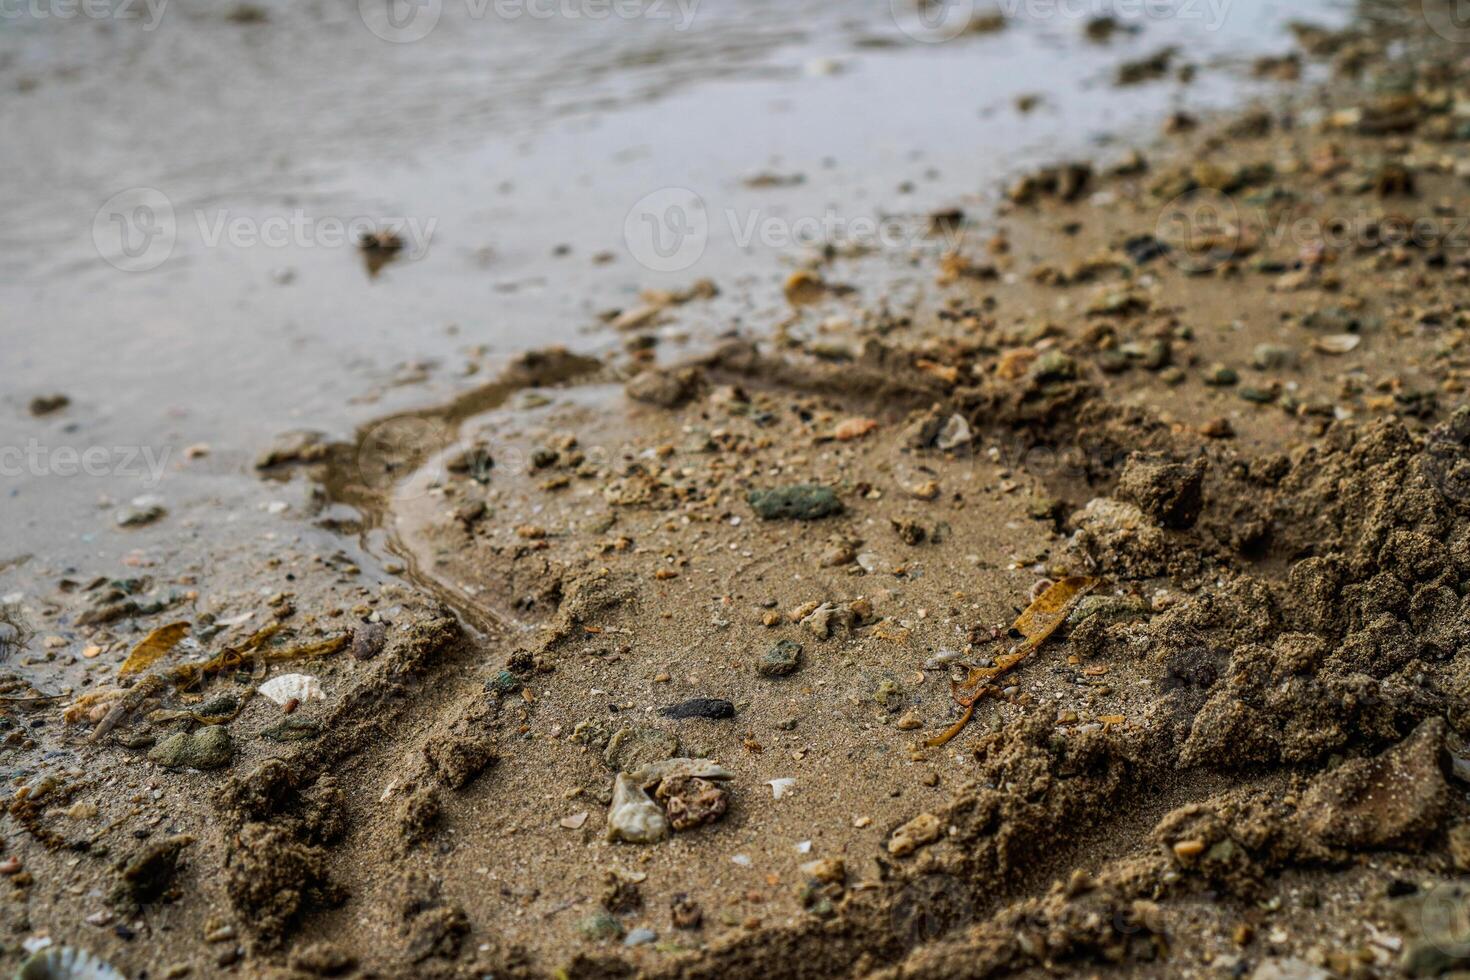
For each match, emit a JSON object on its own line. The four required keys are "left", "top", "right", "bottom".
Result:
{"left": 1, "top": 0, "right": 1346, "bottom": 615}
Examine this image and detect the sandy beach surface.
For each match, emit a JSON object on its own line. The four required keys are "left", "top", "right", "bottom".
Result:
{"left": 13, "top": 1, "right": 1470, "bottom": 977}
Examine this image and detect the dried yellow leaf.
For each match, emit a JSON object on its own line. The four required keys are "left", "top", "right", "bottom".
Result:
{"left": 118, "top": 622, "right": 190, "bottom": 677}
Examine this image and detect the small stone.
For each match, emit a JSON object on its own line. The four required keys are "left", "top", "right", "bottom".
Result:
{"left": 834, "top": 417, "right": 878, "bottom": 441}
{"left": 351, "top": 622, "right": 388, "bottom": 661}
{"left": 255, "top": 429, "right": 329, "bottom": 469}
{"left": 289, "top": 942, "right": 356, "bottom": 976}
{"left": 578, "top": 912, "right": 626, "bottom": 942}
{"left": 115, "top": 497, "right": 166, "bottom": 528}
{"left": 747, "top": 485, "right": 844, "bottom": 521}
{"left": 627, "top": 367, "right": 703, "bottom": 409}
{"left": 659, "top": 698, "right": 735, "bottom": 720}
{"left": 623, "top": 927, "right": 657, "bottom": 947}
{"left": 1252, "top": 343, "right": 1294, "bottom": 370}
{"left": 1200, "top": 417, "right": 1234, "bottom": 439}
{"left": 1029, "top": 350, "right": 1077, "bottom": 382}
{"left": 147, "top": 726, "right": 233, "bottom": 770}
{"left": 895, "top": 711, "right": 922, "bottom": 731}
{"left": 671, "top": 894, "right": 703, "bottom": 929}
{"left": 1172, "top": 839, "right": 1206, "bottom": 860}
{"left": 757, "top": 640, "right": 802, "bottom": 677}
{"left": 1204, "top": 364, "right": 1239, "bottom": 386}
{"left": 28, "top": 394, "right": 69, "bottom": 416}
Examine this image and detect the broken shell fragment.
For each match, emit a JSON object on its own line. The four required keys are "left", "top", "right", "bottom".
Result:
{"left": 606, "top": 773, "right": 670, "bottom": 844}
{"left": 629, "top": 757, "right": 733, "bottom": 788}
{"left": 1313, "top": 333, "right": 1360, "bottom": 354}
{"left": 257, "top": 673, "right": 324, "bottom": 706}
{"left": 17, "top": 947, "right": 126, "bottom": 980}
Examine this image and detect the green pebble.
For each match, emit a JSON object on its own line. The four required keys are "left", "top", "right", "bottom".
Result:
{"left": 747, "top": 485, "right": 843, "bottom": 521}
{"left": 757, "top": 639, "right": 803, "bottom": 677}
{"left": 147, "top": 726, "right": 233, "bottom": 770}
{"left": 1029, "top": 350, "right": 1078, "bottom": 382}
{"left": 578, "top": 913, "right": 626, "bottom": 942}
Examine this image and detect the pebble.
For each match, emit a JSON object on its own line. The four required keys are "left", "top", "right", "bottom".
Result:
{"left": 756, "top": 640, "right": 802, "bottom": 677}
{"left": 1252, "top": 343, "right": 1294, "bottom": 370}
{"left": 623, "top": 928, "right": 657, "bottom": 947}
{"left": 578, "top": 912, "right": 625, "bottom": 942}
{"left": 28, "top": 393, "right": 69, "bottom": 416}
{"left": 660, "top": 698, "right": 735, "bottom": 720}
{"left": 147, "top": 726, "right": 233, "bottom": 770}
{"left": 1204, "top": 364, "right": 1239, "bottom": 386}
{"left": 115, "top": 496, "right": 166, "bottom": 528}
{"left": 746, "top": 485, "right": 843, "bottom": 521}
{"left": 0, "top": 857, "right": 21, "bottom": 875}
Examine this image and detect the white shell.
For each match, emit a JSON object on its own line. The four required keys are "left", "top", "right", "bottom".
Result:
{"left": 606, "top": 773, "right": 669, "bottom": 844}
{"left": 936, "top": 414, "right": 972, "bottom": 451}
{"left": 1314, "top": 334, "right": 1361, "bottom": 354}
{"left": 257, "top": 673, "right": 324, "bottom": 705}
{"left": 767, "top": 778, "right": 796, "bottom": 800}
{"left": 18, "top": 946, "right": 127, "bottom": 980}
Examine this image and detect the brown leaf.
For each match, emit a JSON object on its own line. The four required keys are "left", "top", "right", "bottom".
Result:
{"left": 117, "top": 622, "right": 190, "bottom": 677}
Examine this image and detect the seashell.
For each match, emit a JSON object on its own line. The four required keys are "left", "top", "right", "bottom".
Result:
{"left": 1313, "top": 333, "right": 1360, "bottom": 355}
{"left": 257, "top": 673, "right": 323, "bottom": 706}
{"left": 628, "top": 758, "right": 733, "bottom": 789}
{"left": 767, "top": 778, "right": 796, "bottom": 800}
{"left": 17, "top": 946, "right": 127, "bottom": 980}
{"left": 606, "top": 773, "right": 669, "bottom": 844}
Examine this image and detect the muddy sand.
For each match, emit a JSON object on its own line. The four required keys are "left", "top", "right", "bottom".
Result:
{"left": 11, "top": 5, "right": 1470, "bottom": 979}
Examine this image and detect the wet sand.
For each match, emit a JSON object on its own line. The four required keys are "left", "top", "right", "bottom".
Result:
{"left": 12, "top": 1, "right": 1470, "bottom": 978}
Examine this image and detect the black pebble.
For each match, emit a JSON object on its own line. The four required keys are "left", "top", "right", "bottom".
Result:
{"left": 660, "top": 697, "right": 735, "bottom": 720}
